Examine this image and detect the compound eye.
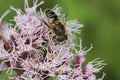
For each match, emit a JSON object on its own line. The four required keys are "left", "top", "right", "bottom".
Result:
{"left": 64, "top": 35, "right": 68, "bottom": 40}
{"left": 56, "top": 37, "right": 64, "bottom": 42}
{"left": 56, "top": 35, "right": 68, "bottom": 42}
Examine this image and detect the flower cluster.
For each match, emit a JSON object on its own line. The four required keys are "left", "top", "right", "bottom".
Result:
{"left": 0, "top": 0, "right": 106, "bottom": 80}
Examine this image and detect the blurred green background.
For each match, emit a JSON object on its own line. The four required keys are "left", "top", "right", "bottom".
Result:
{"left": 0, "top": 0, "right": 120, "bottom": 80}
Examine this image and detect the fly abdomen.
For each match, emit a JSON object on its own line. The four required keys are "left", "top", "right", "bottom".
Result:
{"left": 45, "top": 9, "right": 58, "bottom": 23}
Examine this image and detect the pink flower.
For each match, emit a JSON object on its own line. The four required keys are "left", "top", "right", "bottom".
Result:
{"left": 0, "top": 0, "right": 106, "bottom": 80}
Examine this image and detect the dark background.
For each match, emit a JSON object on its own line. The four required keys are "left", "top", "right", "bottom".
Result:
{"left": 0, "top": 0, "right": 120, "bottom": 80}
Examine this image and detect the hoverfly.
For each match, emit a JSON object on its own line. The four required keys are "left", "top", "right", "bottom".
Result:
{"left": 44, "top": 9, "right": 67, "bottom": 42}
